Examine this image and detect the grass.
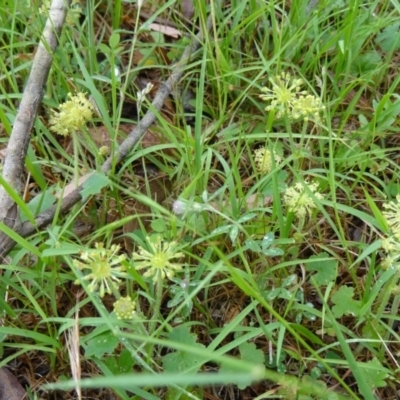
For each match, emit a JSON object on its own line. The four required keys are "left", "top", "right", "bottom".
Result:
{"left": 1, "top": 0, "right": 400, "bottom": 399}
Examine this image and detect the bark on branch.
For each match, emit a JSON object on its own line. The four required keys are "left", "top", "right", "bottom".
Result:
{"left": 0, "top": 0, "right": 71, "bottom": 258}
{"left": 0, "top": 2, "right": 216, "bottom": 259}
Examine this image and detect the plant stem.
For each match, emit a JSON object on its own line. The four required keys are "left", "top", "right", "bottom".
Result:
{"left": 149, "top": 274, "right": 164, "bottom": 335}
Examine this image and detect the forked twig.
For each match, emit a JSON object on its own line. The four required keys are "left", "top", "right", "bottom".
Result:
{"left": 0, "top": 0, "right": 71, "bottom": 257}
{"left": 0, "top": 1, "right": 216, "bottom": 258}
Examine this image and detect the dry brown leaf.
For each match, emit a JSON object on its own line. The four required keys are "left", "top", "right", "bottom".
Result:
{"left": 149, "top": 23, "right": 181, "bottom": 39}
{"left": 246, "top": 193, "right": 273, "bottom": 209}
{"left": 0, "top": 368, "right": 26, "bottom": 400}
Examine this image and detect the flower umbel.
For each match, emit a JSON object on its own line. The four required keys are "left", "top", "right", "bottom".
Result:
{"left": 283, "top": 181, "right": 324, "bottom": 218}
{"left": 259, "top": 72, "right": 324, "bottom": 121}
{"left": 73, "top": 243, "right": 127, "bottom": 297}
{"left": 113, "top": 296, "right": 136, "bottom": 320}
{"left": 259, "top": 72, "right": 306, "bottom": 119}
{"left": 133, "top": 234, "right": 184, "bottom": 282}
{"left": 49, "top": 92, "right": 94, "bottom": 136}
{"left": 254, "top": 147, "right": 282, "bottom": 173}
{"left": 382, "top": 195, "right": 400, "bottom": 240}
{"left": 292, "top": 94, "right": 325, "bottom": 122}
{"left": 381, "top": 236, "right": 400, "bottom": 254}
{"left": 380, "top": 196, "right": 400, "bottom": 270}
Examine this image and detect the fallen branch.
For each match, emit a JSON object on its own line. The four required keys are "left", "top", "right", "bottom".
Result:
{"left": 0, "top": 0, "right": 71, "bottom": 258}
{"left": 0, "top": 3, "right": 216, "bottom": 258}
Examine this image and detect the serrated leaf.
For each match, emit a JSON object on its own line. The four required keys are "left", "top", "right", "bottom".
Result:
{"left": 80, "top": 172, "right": 111, "bottom": 199}
{"left": 162, "top": 326, "right": 206, "bottom": 374}
{"left": 375, "top": 23, "right": 400, "bottom": 53}
{"left": 85, "top": 332, "right": 119, "bottom": 358}
{"left": 351, "top": 51, "right": 381, "bottom": 75}
{"left": 239, "top": 341, "right": 264, "bottom": 365}
{"left": 236, "top": 342, "right": 264, "bottom": 390}
{"left": 331, "top": 286, "right": 361, "bottom": 318}
{"left": 103, "top": 349, "right": 135, "bottom": 375}
{"left": 307, "top": 253, "right": 337, "bottom": 286}
{"left": 220, "top": 341, "right": 264, "bottom": 390}
{"left": 360, "top": 358, "right": 389, "bottom": 390}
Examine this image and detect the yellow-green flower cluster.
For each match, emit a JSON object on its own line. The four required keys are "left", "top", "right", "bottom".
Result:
{"left": 133, "top": 234, "right": 184, "bottom": 282}
{"left": 259, "top": 72, "right": 324, "bottom": 121}
{"left": 49, "top": 92, "right": 94, "bottom": 136}
{"left": 73, "top": 243, "right": 127, "bottom": 297}
{"left": 382, "top": 196, "right": 400, "bottom": 240}
{"left": 380, "top": 196, "right": 400, "bottom": 270}
{"left": 283, "top": 181, "right": 323, "bottom": 218}
{"left": 292, "top": 94, "right": 325, "bottom": 122}
{"left": 254, "top": 147, "right": 282, "bottom": 173}
{"left": 113, "top": 296, "right": 136, "bottom": 320}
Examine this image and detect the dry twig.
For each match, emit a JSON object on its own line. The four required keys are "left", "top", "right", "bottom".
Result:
{"left": 0, "top": 1, "right": 216, "bottom": 259}
{"left": 0, "top": 0, "right": 71, "bottom": 258}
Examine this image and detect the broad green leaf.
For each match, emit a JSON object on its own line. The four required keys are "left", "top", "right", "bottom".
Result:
{"left": 162, "top": 326, "right": 206, "bottom": 374}
{"left": 351, "top": 51, "right": 381, "bottom": 75}
{"left": 306, "top": 253, "right": 337, "bottom": 286}
{"left": 375, "top": 23, "right": 400, "bottom": 52}
{"left": 103, "top": 349, "right": 135, "bottom": 375}
{"left": 331, "top": 286, "right": 361, "bottom": 318}
{"left": 20, "top": 188, "right": 57, "bottom": 222}
{"left": 360, "top": 358, "right": 389, "bottom": 390}
{"left": 236, "top": 342, "right": 264, "bottom": 390}
{"left": 220, "top": 340, "right": 264, "bottom": 390}
{"left": 80, "top": 172, "right": 111, "bottom": 199}
{"left": 109, "top": 32, "right": 120, "bottom": 49}
{"left": 85, "top": 332, "right": 119, "bottom": 358}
